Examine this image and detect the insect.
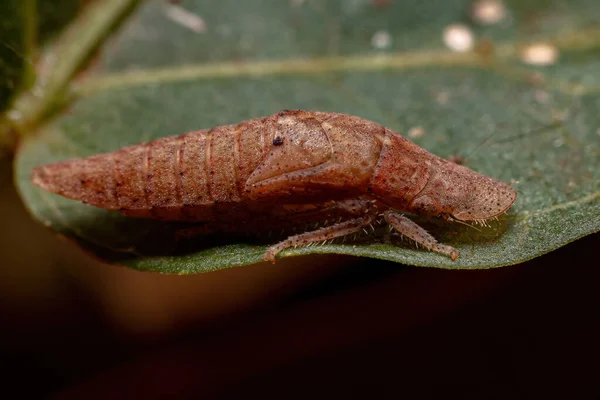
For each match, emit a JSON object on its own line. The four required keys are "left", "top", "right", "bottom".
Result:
{"left": 31, "top": 110, "right": 517, "bottom": 263}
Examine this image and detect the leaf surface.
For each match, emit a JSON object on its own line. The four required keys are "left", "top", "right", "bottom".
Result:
{"left": 15, "top": 0, "right": 600, "bottom": 273}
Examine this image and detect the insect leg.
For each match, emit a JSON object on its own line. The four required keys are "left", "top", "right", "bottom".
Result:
{"left": 383, "top": 211, "right": 460, "bottom": 261}
{"left": 263, "top": 212, "right": 377, "bottom": 263}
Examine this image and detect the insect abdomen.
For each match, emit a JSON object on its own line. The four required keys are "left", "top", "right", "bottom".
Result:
{"left": 31, "top": 117, "right": 269, "bottom": 220}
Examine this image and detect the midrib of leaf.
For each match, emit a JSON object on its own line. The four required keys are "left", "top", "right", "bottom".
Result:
{"left": 0, "top": 0, "right": 139, "bottom": 149}
{"left": 72, "top": 26, "right": 600, "bottom": 97}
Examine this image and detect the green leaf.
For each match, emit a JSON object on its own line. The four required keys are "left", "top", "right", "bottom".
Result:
{"left": 14, "top": 0, "right": 600, "bottom": 273}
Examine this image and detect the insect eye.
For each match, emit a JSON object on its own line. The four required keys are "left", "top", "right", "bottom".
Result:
{"left": 272, "top": 136, "right": 284, "bottom": 146}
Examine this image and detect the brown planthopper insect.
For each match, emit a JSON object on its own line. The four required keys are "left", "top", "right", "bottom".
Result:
{"left": 31, "top": 110, "right": 517, "bottom": 263}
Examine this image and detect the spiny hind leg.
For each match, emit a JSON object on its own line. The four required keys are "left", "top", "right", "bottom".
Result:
{"left": 264, "top": 212, "right": 377, "bottom": 263}
{"left": 383, "top": 211, "right": 459, "bottom": 261}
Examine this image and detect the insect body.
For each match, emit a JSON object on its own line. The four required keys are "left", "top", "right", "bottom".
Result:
{"left": 31, "top": 110, "right": 517, "bottom": 262}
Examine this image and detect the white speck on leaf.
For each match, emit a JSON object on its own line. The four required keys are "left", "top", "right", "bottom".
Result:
{"left": 164, "top": 4, "right": 206, "bottom": 33}
{"left": 443, "top": 24, "right": 475, "bottom": 53}
{"left": 408, "top": 126, "right": 425, "bottom": 139}
{"left": 371, "top": 30, "right": 392, "bottom": 49}
{"left": 471, "top": 0, "right": 507, "bottom": 25}
{"left": 520, "top": 43, "right": 559, "bottom": 66}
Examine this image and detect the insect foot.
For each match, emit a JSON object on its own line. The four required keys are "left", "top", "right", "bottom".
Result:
{"left": 383, "top": 210, "right": 460, "bottom": 261}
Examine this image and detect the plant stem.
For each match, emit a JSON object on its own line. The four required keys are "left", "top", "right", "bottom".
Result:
{"left": 0, "top": 0, "right": 139, "bottom": 153}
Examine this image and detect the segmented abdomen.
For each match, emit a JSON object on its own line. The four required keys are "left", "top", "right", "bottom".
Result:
{"left": 32, "top": 116, "right": 271, "bottom": 221}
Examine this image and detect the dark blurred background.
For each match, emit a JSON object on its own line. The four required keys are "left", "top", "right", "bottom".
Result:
{"left": 1, "top": 159, "right": 599, "bottom": 399}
